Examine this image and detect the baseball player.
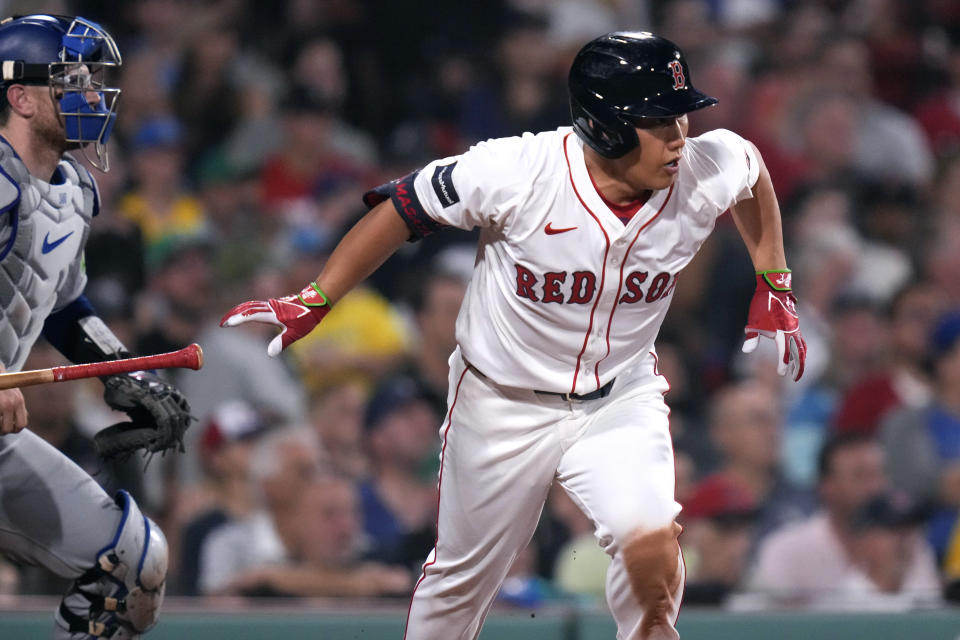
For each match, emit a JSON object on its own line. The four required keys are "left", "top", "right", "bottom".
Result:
{"left": 222, "top": 32, "right": 806, "bottom": 639}
{"left": 0, "top": 15, "right": 192, "bottom": 639}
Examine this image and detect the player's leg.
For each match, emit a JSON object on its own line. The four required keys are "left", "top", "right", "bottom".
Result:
{"left": 556, "top": 357, "right": 681, "bottom": 640}
{"left": 404, "top": 350, "right": 568, "bottom": 640}
{"left": 0, "top": 429, "right": 167, "bottom": 638}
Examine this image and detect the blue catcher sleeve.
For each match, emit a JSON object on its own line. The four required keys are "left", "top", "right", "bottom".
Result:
{"left": 42, "top": 295, "right": 131, "bottom": 364}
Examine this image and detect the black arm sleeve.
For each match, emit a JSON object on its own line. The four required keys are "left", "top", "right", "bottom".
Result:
{"left": 42, "top": 295, "right": 132, "bottom": 364}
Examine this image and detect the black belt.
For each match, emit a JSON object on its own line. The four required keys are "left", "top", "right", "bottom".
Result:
{"left": 464, "top": 359, "right": 615, "bottom": 402}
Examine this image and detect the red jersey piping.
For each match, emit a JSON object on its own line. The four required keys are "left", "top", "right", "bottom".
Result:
{"left": 563, "top": 132, "right": 611, "bottom": 393}
{"left": 594, "top": 184, "right": 674, "bottom": 381}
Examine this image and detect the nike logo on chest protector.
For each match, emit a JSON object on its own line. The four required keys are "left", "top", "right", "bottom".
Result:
{"left": 41, "top": 230, "right": 75, "bottom": 254}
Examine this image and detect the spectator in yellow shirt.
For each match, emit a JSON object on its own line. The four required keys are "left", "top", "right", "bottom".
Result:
{"left": 118, "top": 116, "right": 208, "bottom": 253}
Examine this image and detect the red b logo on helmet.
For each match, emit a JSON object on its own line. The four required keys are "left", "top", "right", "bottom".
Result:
{"left": 667, "top": 60, "right": 685, "bottom": 90}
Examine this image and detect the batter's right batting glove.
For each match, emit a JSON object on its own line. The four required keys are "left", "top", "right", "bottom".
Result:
{"left": 219, "top": 282, "right": 332, "bottom": 357}
{"left": 742, "top": 269, "right": 807, "bottom": 381}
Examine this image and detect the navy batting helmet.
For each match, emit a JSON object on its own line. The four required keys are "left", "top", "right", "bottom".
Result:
{"left": 0, "top": 15, "right": 121, "bottom": 170}
{"left": 569, "top": 32, "right": 717, "bottom": 158}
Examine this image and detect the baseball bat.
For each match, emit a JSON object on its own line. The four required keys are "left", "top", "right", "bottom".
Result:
{"left": 0, "top": 343, "right": 204, "bottom": 390}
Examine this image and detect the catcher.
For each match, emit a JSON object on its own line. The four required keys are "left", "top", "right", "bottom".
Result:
{"left": 0, "top": 15, "right": 191, "bottom": 639}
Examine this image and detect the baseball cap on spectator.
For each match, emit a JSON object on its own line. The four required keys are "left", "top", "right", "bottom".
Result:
{"left": 201, "top": 400, "right": 270, "bottom": 459}
{"left": 931, "top": 310, "right": 960, "bottom": 355}
{"left": 130, "top": 116, "right": 183, "bottom": 152}
{"left": 683, "top": 474, "right": 759, "bottom": 525}
{"left": 364, "top": 376, "right": 426, "bottom": 433}
{"left": 853, "top": 491, "right": 927, "bottom": 531}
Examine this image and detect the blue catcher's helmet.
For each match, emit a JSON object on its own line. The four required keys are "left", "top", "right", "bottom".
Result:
{"left": 569, "top": 32, "right": 717, "bottom": 159}
{"left": 0, "top": 14, "right": 121, "bottom": 170}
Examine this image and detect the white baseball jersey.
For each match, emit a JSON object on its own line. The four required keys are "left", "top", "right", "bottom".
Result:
{"left": 367, "top": 126, "right": 759, "bottom": 394}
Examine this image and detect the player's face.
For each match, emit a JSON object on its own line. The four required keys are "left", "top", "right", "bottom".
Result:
{"left": 625, "top": 114, "right": 689, "bottom": 190}
{"left": 28, "top": 86, "right": 69, "bottom": 154}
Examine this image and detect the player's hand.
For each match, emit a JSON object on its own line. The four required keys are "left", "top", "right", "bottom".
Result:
{"left": 0, "top": 387, "right": 28, "bottom": 435}
{"left": 0, "top": 362, "right": 28, "bottom": 435}
{"left": 219, "top": 282, "right": 332, "bottom": 357}
{"left": 742, "top": 270, "right": 806, "bottom": 381}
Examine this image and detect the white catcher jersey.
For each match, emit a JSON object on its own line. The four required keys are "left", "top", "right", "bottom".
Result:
{"left": 0, "top": 139, "right": 96, "bottom": 372}
{"left": 366, "top": 127, "right": 759, "bottom": 394}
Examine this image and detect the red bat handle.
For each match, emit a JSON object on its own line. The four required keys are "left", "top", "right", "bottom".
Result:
{"left": 0, "top": 344, "right": 204, "bottom": 391}
{"left": 52, "top": 343, "right": 204, "bottom": 382}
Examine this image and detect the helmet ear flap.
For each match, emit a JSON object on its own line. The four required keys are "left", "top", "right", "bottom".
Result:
{"left": 570, "top": 93, "right": 639, "bottom": 159}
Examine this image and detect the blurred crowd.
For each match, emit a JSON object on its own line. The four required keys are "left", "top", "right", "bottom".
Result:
{"left": 2, "top": 0, "right": 960, "bottom": 615}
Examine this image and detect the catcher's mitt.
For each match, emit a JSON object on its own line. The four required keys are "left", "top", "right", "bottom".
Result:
{"left": 95, "top": 371, "right": 194, "bottom": 461}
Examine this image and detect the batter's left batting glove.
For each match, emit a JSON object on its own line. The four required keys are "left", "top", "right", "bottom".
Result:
{"left": 219, "top": 282, "right": 332, "bottom": 357}
{"left": 742, "top": 269, "right": 807, "bottom": 381}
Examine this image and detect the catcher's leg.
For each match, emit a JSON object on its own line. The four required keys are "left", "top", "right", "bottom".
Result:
{"left": 0, "top": 429, "right": 166, "bottom": 638}
{"left": 55, "top": 491, "right": 168, "bottom": 639}
{"left": 557, "top": 368, "right": 682, "bottom": 640}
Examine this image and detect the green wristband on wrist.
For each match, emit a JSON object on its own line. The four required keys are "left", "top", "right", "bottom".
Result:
{"left": 298, "top": 282, "right": 331, "bottom": 308}
{"left": 757, "top": 269, "right": 792, "bottom": 292}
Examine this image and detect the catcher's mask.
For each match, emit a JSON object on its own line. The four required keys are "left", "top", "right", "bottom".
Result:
{"left": 0, "top": 14, "right": 121, "bottom": 171}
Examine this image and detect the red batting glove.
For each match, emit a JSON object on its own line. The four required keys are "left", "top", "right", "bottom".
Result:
{"left": 220, "top": 282, "right": 332, "bottom": 357}
{"left": 742, "top": 270, "right": 806, "bottom": 381}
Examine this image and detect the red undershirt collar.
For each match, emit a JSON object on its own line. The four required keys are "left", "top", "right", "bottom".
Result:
{"left": 586, "top": 168, "right": 651, "bottom": 223}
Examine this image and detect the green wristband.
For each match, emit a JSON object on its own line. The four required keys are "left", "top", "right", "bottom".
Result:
{"left": 757, "top": 269, "right": 792, "bottom": 292}
{"left": 298, "top": 282, "right": 331, "bottom": 307}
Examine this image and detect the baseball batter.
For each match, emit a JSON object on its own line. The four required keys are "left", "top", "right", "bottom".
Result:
{"left": 0, "top": 15, "right": 192, "bottom": 639}
{"left": 222, "top": 32, "right": 806, "bottom": 639}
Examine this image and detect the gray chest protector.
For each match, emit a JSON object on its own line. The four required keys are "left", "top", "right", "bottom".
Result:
{"left": 0, "top": 141, "right": 97, "bottom": 371}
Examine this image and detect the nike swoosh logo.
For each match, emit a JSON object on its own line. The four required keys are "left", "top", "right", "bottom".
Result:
{"left": 544, "top": 223, "right": 577, "bottom": 235}
{"left": 41, "top": 231, "right": 75, "bottom": 254}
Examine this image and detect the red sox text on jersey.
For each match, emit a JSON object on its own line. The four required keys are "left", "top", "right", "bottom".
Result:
{"left": 515, "top": 264, "right": 678, "bottom": 305}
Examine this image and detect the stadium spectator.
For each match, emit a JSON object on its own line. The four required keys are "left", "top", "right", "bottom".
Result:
{"left": 815, "top": 34, "right": 934, "bottom": 188}
{"left": 681, "top": 474, "right": 759, "bottom": 606}
{"left": 707, "top": 381, "right": 814, "bottom": 542}
{"left": 746, "top": 433, "right": 939, "bottom": 608}
{"left": 258, "top": 85, "right": 377, "bottom": 225}
{"left": 842, "top": 493, "right": 941, "bottom": 609}
{"left": 358, "top": 377, "right": 439, "bottom": 570}
{"left": 913, "top": 34, "right": 960, "bottom": 156}
{"left": 396, "top": 267, "right": 469, "bottom": 418}
{"left": 833, "top": 282, "right": 942, "bottom": 434}
{"left": 197, "top": 427, "right": 323, "bottom": 595}
{"left": 308, "top": 380, "right": 371, "bottom": 481}
{"left": 219, "top": 472, "right": 412, "bottom": 598}
{"left": 881, "top": 311, "right": 960, "bottom": 561}
{"left": 178, "top": 400, "right": 272, "bottom": 595}
{"left": 117, "top": 116, "right": 208, "bottom": 251}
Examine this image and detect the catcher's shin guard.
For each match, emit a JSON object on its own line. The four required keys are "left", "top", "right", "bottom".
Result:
{"left": 54, "top": 491, "right": 168, "bottom": 639}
